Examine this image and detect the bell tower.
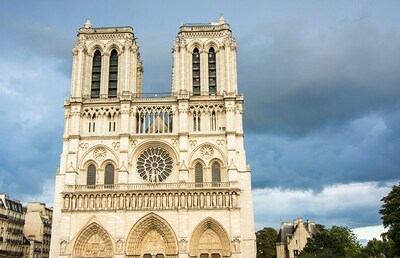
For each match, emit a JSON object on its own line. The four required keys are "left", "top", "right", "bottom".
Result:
{"left": 70, "top": 20, "right": 143, "bottom": 100}
{"left": 172, "top": 16, "right": 238, "bottom": 96}
{"left": 50, "top": 17, "right": 256, "bottom": 258}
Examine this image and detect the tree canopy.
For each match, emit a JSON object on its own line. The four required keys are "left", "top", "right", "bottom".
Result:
{"left": 299, "top": 225, "right": 362, "bottom": 258}
{"left": 256, "top": 227, "right": 278, "bottom": 258}
{"left": 379, "top": 182, "right": 400, "bottom": 256}
{"left": 361, "top": 237, "right": 394, "bottom": 257}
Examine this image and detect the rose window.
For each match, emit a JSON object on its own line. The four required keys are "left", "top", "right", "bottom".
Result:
{"left": 137, "top": 147, "right": 173, "bottom": 182}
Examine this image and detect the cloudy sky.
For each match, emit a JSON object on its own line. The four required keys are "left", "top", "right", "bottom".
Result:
{"left": 1, "top": 0, "right": 399, "bottom": 241}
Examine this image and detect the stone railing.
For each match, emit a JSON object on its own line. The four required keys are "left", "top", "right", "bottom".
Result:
{"left": 64, "top": 182, "right": 237, "bottom": 192}
{"left": 61, "top": 182, "right": 240, "bottom": 212}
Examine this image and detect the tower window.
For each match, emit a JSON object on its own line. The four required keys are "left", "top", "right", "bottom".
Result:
{"left": 91, "top": 50, "right": 101, "bottom": 98}
{"left": 208, "top": 47, "right": 217, "bottom": 95}
{"left": 195, "top": 163, "right": 203, "bottom": 185}
{"left": 212, "top": 162, "right": 221, "bottom": 184}
{"left": 211, "top": 111, "right": 217, "bottom": 131}
{"left": 104, "top": 164, "right": 114, "bottom": 185}
{"left": 87, "top": 164, "right": 96, "bottom": 185}
{"left": 192, "top": 48, "right": 200, "bottom": 95}
{"left": 193, "top": 112, "right": 201, "bottom": 132}
{"left": 108, "top": 49, "right": 118, "bottom": 98}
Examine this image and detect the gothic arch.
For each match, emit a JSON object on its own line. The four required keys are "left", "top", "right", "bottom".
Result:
{"left": 87, "top": 42, "right": 106, "bottom": 56}
{"left": 189, "top": 217, "right": 231, "bottom": 257}
{"left": 72, "top": 222, "right": 114, "bottom": 258}
{"left": 79, "top": 144, "right": 119, "bottom": 169}
{"left": 105, "top": 41, "right": 124, "bottom": 55}
{"left": 188, "top": 143, "right": 227, "bottom": 168}
{"left": 125, "top": 213, "right": 178, "bottom": 257}
{"left": 100, "top": 159, "right": 118, "bottom": 170}
{"left": 188, "top": 41, "right": 204, "bottom": 53}
{"left": 204, "top": 39, "right": 221, "bottom": 53}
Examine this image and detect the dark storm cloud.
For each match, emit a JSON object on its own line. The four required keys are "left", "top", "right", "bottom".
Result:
{"left": 1, "top": 19, "right": 74, "bottom": 77}
{"left": 238, "top": 19, "right": 400, "bottom": 136}
{"left": 248, "top": 109, "right": 400, "bottom": 190}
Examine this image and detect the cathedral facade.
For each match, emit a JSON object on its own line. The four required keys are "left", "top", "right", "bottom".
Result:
{"left": 50, "top": 17, "right": 256, "bottom": 258}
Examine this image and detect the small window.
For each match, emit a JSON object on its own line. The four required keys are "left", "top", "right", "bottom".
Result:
{"left": 192, "top": 48, "right": 200, "bottom": 95}
{"left": 91, "top": 50, "right": 101, "bottom": 98}
{"left": 195, "top": 163, "right": 203, "bottom": 184}
{"left": 211, "top": 111, "right": 217, "bottom": 131}
{"left": 212, "top": 162, "right": 221, "bottom": 183}
{"left": 193, "top": 112, "right": 200, "bottom": 132}
{"left": 87, "top": 164, "right": 96, "bottom": 185}
{"left": 108, "top": 49, "right": 118, "bottom": 98}
{"left": 104, "top": 164, "right": 114, "bottom": 185}
{"left": 208, "top": 47, "right": 217, "bottom": 95}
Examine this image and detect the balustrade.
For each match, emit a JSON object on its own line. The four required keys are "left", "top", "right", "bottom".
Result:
{"left": 62, "top": 188, "right": 239, "bottom": 211}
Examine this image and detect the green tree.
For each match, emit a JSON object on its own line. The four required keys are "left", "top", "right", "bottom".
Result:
{"left": 299, "top": 225, "right": 362, "bottom": 258}
{"left": 256, "top": 227, "right": 278, "bottom": 258}
{"left": 379, "top": 182, "right": 400, "bottom": 256}
{"left": 361, "top": 237, "right": 394, "bottom": 258}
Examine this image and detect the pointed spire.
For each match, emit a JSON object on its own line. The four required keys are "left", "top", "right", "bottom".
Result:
{"left": 218, "top": 14, "right": 226, "bottom": 24}
{"left": 84, "top": 19, "right": 92, "bottom": 29}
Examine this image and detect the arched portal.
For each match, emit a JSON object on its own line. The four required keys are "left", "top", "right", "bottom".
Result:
{"left": 73, "top": 222, "right": 114, "bottom": 258}
{"left": 126, "top": 213, "right": 178, "bottom": 258}
{"left": 189, "top": 217, "right": 231, "bottom": 258}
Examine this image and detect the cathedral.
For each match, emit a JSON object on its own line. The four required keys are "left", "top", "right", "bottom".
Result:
{"left": 50, "top": 17, "right": 256, "bottom": 258}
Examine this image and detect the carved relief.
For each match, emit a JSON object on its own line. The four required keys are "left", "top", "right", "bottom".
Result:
{"left": 189, "top": 218, "right": 231, "bottom": 257}
{"left": 216, "top": 139, "right": 225, "bottom": 147}
{"left": 79, "top": 143, "right": 89, "bottom": 151}
{"left": 198, "top": 228, "right": 222, "bottom": 250}
{"left": 189, "top": 140, "right": 197, "bottom": 147}
{"left": 170, "top": 138, "right": 179, "bottom": 146}
{"left": 73, "top": 223, "right": 113, "bottom": 258}
{"left": 200, "top": 145, "right": 214, "bottom": 159}
{"left": 112, "top": 142, "right": 120, "bottom": 150}
{"left": 126, "top": 213, "right": 178, "bottom": 257}
{"left": 60, "top": 240, "right": 68, "bottom": 254}
{"left": 232, "top": 238, "right": 241, "bottom": 252}
{"left": 179, "top": 238, "right": 188, "bottom": 253}
{"left": 93, "top": 147, "right": 107, "bottom": 161}
{"left": 142, "top": 230, "right": 166, "bottom": 254}
{"left": 116, "top": 239, "right": 124, "bottom": 254}
{"left": 130, "top": 139, "right": 138, "bottom": 147}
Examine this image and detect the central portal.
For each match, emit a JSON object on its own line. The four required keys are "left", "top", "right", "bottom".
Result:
{"left": 141, "top": 230, "right": 166, "bottom": 257}
{"left": 125, "top": 213, "right": 178, "bottom": 258}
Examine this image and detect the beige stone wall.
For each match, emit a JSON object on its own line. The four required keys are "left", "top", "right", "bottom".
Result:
{"left": 50, "top": 18, "right": 256, "bottom": 258}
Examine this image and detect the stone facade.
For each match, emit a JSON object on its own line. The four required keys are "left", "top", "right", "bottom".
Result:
{"left": 276, "top": 218, "right": 317, "bottom": 258}
{"left": 0, "top": 194, "right": 25, "bottom": 258}
{"left": 23, "top": 203, "right": 52, "bottom": 258}
{"left": 50, "top": 17, "right": 256, "bottom": 258}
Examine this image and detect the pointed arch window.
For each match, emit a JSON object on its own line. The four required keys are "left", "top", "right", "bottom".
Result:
{"left": 208, "top": 47, "right": 217, "bottom": 95}
{"left": 212, "top": 162, "right": 221, "bottom": 184}
{"left": 211, "top": 111, "right": 217, "bottom": 131}
{"left": 91, "top": 50, "right": 101, "bottom": 98}
{"left": 195, "top": 163, "right": 203, "bottom": 185}
{"left": 87, "top": 164, "right": 96, "bottom": 185}
{"left": 104, "top": 164, "right": 114, "bottom": 185}
{"left": 193, "top": 111, "right": 201, "bottom": 132}
{"left": 108, "top": 49, "right": 118, "bottom": 98}
{"left": 192, "top": 48, "right": 200, "bottom": 95}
